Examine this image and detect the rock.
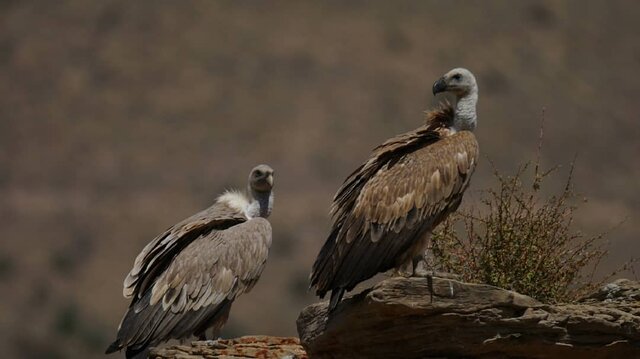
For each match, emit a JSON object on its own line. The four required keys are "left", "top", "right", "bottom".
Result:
{"left": 581, "top": 278, "right": 640, "bottom": 316}
{"left": 149, "top": 336, "right": 307, "bottom": 359}
{"left": 297, "top": 277, "right": 640, "bottom": 358}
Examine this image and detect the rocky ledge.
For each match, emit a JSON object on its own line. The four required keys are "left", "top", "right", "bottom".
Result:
{"left": 148, "top": 278, "right": 640, "bottom": 358}
{"left": 149, "top": 336, "right": 307, "bottom": 359}
{"left": 296, "top": 277, "right": 640, "bottom": 359}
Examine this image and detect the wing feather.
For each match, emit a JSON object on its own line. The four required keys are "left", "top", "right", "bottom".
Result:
{"left": 124, "top": 197, "right": 247, "bottom": 300}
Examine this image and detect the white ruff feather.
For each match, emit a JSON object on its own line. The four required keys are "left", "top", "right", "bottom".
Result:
{"left": 217, "top": 190, "right": 250, "bottom": 216}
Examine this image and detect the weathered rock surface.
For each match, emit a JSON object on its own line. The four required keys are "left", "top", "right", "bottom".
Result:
{"left": 297, "top": 277, "right": 640, "bottom": 359}
{"left": 149, "top": 336, "right": 307, "bottom": 359}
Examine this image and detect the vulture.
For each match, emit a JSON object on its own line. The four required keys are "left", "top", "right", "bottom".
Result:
{"left": 310, "top": 68, "right": 480, "bottom": 311}
{"left": 106, "top": 165, "right": 274, "bottom": 358}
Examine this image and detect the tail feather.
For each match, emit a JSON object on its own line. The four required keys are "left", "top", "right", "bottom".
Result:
{"left": 310, "top": 226, "right": 340, "bottom": 290}
{"left": 105, "top": 339, "right": 122, "bottom": 354}
{"left": 105, "top": 338, "right": 149, "bottom": 358}
{"left": 328, "top": 288, "right": 346, "bottom": 313}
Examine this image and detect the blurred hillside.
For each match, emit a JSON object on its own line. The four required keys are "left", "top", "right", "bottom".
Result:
{"left": 1, "top": 1, "right": 639, "bottom": 358}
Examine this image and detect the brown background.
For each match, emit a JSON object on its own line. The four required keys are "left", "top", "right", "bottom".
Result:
{"left": 1, "top": 1, "right": 639, "bottom": 358}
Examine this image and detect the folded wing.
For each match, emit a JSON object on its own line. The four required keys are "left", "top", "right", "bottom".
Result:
{"left": 123, "top": 199, "right": 247, "bottom": 300}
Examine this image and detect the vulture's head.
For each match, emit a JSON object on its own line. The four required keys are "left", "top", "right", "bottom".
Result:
{"left": 432, "top": 68, "right": 477, "bottom": 98}
{"left": 249, "top": 164, "right": 274, "bottom": 192}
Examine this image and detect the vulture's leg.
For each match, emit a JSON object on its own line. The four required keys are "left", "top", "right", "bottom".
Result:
{"left": 391, "top": 260, "right": 413, "bottom": 278}
{"left": 408, "top": 233, "right": 432, "bottom": 278}
{"left": 411, "top": 254, "right": 429, "bottom": 277}
{"left": 411, "top": 254, "right": 434, "bottom": 302}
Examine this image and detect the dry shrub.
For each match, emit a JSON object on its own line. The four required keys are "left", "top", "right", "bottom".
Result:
{"left": 431, "top": 116, "right": 634, "bottom": 303}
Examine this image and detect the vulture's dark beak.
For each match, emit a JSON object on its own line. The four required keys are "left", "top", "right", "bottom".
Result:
{"left": 432, "top": 77, "right": 447, "bottom": 95}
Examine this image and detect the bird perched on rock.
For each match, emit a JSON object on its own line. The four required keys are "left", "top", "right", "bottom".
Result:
{"left": 310, "top": 68, "right": 480, "bottom": 312}
{"left": 106, "top": 165, "right": 275, "bottom": 358}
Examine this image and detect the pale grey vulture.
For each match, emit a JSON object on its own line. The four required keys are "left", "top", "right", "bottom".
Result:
{"left": 106, "top": 165, "right": 274, "bottom": 358}
{"left": 310, "top": 68, "right": 479, "bottom": 311}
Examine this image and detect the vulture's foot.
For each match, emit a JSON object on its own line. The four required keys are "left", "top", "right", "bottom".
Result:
{"left": 391, "top": 269, "right": 413, "bottom": 278}
{"left": 391, "top": 260, "right": 414, "bottom": 277}
{"left": 410, "top": 255, "right": 430, "bottom": 277}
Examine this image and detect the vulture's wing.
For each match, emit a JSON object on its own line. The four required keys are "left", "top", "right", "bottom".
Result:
{"left": 311, "top": 128, "right": 478, "bottom": 300}
{"left": 109, "top": 218, "right": 271, "bottom": 355}
{"left": 123, "top": 200, "right": 246, "bottom": 300}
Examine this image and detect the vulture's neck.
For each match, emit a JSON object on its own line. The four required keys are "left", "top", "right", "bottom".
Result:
{"left": 247, "top": 189, "right": 273, "bottom": 219}
{"left": 453, "top": 89, "right": 478, "bottom": 132}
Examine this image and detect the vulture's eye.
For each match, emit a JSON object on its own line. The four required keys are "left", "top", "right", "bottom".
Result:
{"left": 452, "top": 74, "right": 462, "bottom": 80}
{"left": 254, "top": 170, "right": 263, "bottom": 177}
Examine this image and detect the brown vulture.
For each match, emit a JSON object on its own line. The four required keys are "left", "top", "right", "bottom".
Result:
{"left": 310, "top": 68, "right": 480, "bottom": 311}
{"left": 106, "top": 165, "right": 274, "bottom": 358}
